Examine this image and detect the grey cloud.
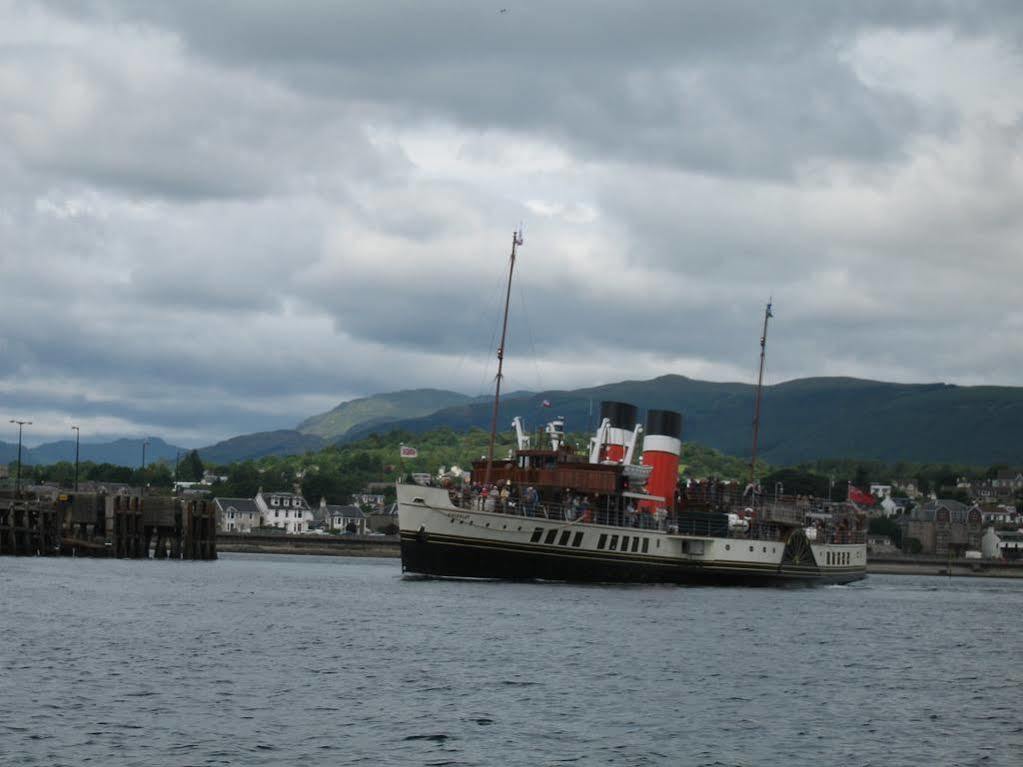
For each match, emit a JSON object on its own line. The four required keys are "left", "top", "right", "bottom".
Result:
{"left": 2, "top": 2, "right": 1022, "bottom": 446}
{"left": 58, "top": 1, "right": 1018, "bottom": 179}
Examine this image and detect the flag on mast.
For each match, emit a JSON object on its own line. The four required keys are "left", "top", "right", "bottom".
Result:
{"left": 847, "top": 484, "right": 874, "bottom": 506}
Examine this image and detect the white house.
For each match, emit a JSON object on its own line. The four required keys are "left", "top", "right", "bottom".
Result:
{"left": 981, "top": 527, "right": 1023, "bottom": 560}
{"left": 977, "top": 504, "right": 1019, "bottom": 527}
{"left": 214, "top": 497, "right": 261, "bottom": 533}
{"left": 870, "top": 484, "right": 893, "bottom": 500}
{"left": 876, "top": 496, "right": 901, "bottom": 517}
{"left": 255, "top": 490, "right": 314, "bottom": 534}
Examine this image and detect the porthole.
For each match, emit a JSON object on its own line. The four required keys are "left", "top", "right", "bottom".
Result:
{"left": 749, "top": 545, "right": 754, "bottom": 552}
{"left": 725, "top": 544, "right": 731, "bottom": 551}
{"left": 762, "top": 546, "right": 767, "bottom": 553}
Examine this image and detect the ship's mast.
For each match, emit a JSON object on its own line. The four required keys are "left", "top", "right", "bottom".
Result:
{"left": 484, "top": 228, "right": 523, "bottom": 487}
{"left": 749, "top": 300, "right": 773, "bottom": 488}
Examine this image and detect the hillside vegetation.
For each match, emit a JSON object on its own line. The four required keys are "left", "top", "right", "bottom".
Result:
{"left": 340, "top": 376, "right": 1023, "bottom": 466}
{"left": 206, "top": 427, "right": 764, "bottom": 504}
{"left": 296, "top": 389, "right": 471, "bottom": 439}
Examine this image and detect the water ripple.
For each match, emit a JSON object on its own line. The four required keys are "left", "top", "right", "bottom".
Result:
{"left": 1, "top": 554, "right": 1021, "bottom": 766}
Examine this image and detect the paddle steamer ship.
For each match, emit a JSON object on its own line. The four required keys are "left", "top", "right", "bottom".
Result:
{"left": 397, "top": 232, "right": 867, "bottom": 585}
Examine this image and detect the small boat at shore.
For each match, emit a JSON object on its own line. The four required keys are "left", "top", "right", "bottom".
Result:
{"left": 397, "top": 231, "right": 866, "bottom": 585}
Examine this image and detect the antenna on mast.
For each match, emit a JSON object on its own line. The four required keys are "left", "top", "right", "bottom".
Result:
{"left": 749, "top": 299, "right": 773, "bottom": 489}
{"left": 484, "top": 227, "right": 524, "bottom": 488}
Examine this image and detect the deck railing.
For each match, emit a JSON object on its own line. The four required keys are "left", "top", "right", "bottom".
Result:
{"left": 447, "top": 490, "right": 865, "bottom": 544}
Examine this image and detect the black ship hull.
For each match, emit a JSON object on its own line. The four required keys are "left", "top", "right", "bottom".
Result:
{"left": 400, "top": 532, "right": 866, "bottom": 586}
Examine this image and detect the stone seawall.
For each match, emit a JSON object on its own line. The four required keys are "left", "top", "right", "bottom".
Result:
{"left": 217, "top": 533, "right": 400, "bottom": 558}
{"left": 867, "top": 555, "right": 1023, "bottom": 578}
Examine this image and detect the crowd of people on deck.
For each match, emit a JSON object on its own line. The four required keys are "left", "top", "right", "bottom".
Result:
{"left": 446, "top": 480, "right": 659, "bottom": 528}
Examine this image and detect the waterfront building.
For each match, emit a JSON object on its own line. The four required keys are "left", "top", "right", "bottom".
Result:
{"left": 975, "top": 503, "right": 1019, "bottom": 527}
{"left": 255, "top": 490, "right": 314, "bottom": 533}
{"left": 213, "top": 497, "right": 261, "bottom": 533}
{"left": 319, "top": 500, "right": 367, "bottom": 534}
{"left": 898, "top": 499, "right": 983, "bottom": 556}
{"left": 981, "top": 527, "right": 1023, "bottom": 560}
{"left": 366, "top": 502, "right": 399, "bottom": 533}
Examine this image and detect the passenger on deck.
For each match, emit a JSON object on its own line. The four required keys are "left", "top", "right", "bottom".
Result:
{"left": 579, "top": 496, "right": 593, "bottom": 523}
{"left": 523, "top": 486, "right": 539, "bottom": 517}
{"left": 567, "top": 494, "right": 580, "bottom": 521}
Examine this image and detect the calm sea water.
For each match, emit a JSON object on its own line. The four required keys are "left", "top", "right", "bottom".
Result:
{"left": 1, "top": 554, "right": 1020, "bottom": 767}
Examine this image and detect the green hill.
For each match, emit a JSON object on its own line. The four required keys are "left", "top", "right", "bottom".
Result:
{"left": 296, "top": 388, "right": 472, "bottom": 439}
{"left": 198, "top": 430, "right": 327, "bottom": 464}
{"left": 340, "top": 376, "right": 1023, "bottom": 466}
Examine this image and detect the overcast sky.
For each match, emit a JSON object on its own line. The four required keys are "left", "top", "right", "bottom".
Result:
{"left": 3, "top": 1, "right": 1022, "bottom": 446}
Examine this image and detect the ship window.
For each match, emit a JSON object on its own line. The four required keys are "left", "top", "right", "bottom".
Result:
{"left": 558, "top": 530, "right": 571, "bottom": 546}
{"left": 631, "top": 537, "right": 639, "bottom": 553}
{"left": 642, "top": 538, "right": 649, "bottom": 553}
{"left": 609, "top": 535, "right": 619, "bottom": 551}
{"left": 656, "top": 539, "right": 660, "bottom": 548}
{"left": 530, "top": 528, "right": 543, "bottom": 543}
{"left": 544, "top": 529, "right": 558, "bottom": 545}
{"left": 749, "top": 545, "right": 754, "bottom": 552}
{"left": 725, "top": 544, "right": 730, "bottom": 551}
{"left": 597, "top": 534, "right": 607, "bottom": 550}
{"left": 621, "top": 536, "right": 629, "bottom": 552}
{"left": 572, "top": 532, "right": 584, "bottom": 547}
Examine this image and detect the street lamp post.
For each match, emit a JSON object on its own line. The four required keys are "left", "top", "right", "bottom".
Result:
{"left": 72, "top": 425, "right": 80, "bottom": 492}
{"left": 9, "top": 419, "right": 32, "bottom": 497}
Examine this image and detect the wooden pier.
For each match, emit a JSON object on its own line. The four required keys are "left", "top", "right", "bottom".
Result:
{"left": 0, "top": 490, "right": 216, "bottom": 559}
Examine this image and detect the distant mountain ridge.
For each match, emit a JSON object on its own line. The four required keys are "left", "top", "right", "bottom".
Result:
{"left": 0, "top": 437, "right": 185, "bottom": 467}
{"left": 9, "top": 377, "right": 1023, "bottom": 468}
{"left": 296, "top": 388, "right": 472, "bottom": 439}
{"left": 198, "top": 430, "right": 328, "bottom": 464}
{"left": 339, "top": 375, "right": 1023, "bottom": 466}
